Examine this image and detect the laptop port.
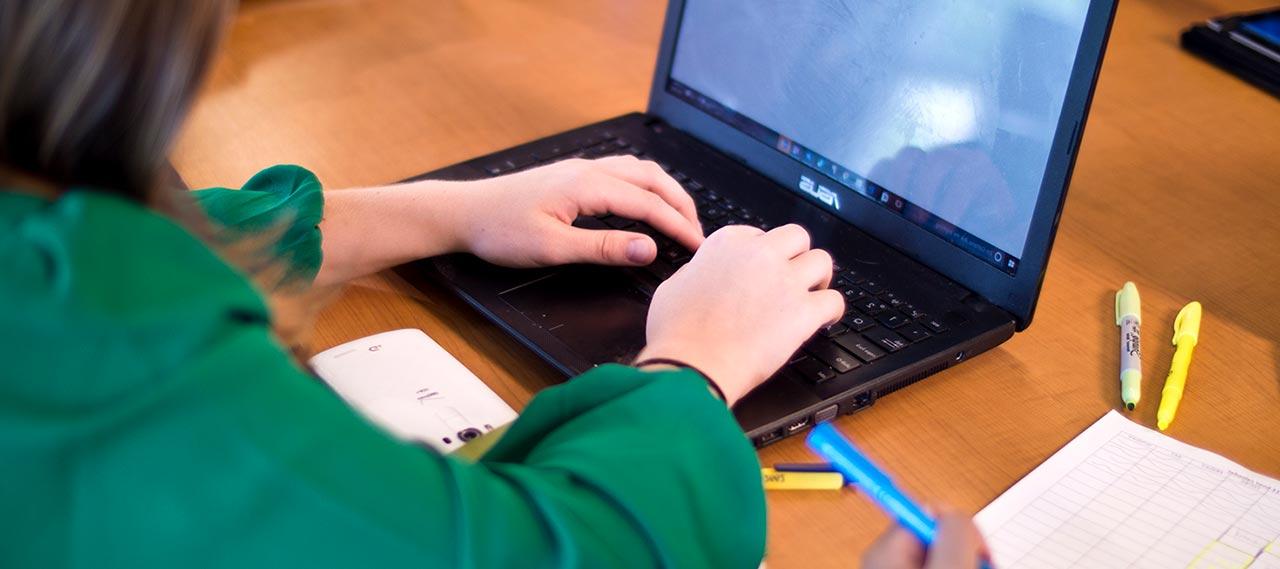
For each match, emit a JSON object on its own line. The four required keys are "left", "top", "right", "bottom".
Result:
{"left": 850, "top": 392, "right": 874, "bottom": 411}
{"left": 785, "top": 416, "right": 811, "bottom": 435}
{"left": 756, "top": 429, "right": 783, "bottom": 447}
{"left": 814, "top": 404, "right": 839, "bottom": 424}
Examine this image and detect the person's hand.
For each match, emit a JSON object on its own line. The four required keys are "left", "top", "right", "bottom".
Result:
{"left": 862, "top": 511, "right": 991, "bottom": 569}
{"left": 453, "top": 156, "right": 703, "bottom": 268}
{"left": 635, "top": 224, "right": 844, "bottom": 405}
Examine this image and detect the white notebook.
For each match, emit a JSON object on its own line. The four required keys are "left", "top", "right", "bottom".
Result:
{"left": 976, "top": 411, "right": 1280, "bottom": 569}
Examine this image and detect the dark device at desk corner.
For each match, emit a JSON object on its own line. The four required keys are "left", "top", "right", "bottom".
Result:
{"left": 395, "top": 0, "right": 1119, "bottom": 447}
{"left": 1183, "top": 8, "right": 1280, "bottom": 98}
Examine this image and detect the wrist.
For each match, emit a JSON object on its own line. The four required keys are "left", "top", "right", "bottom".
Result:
{"left": 402, "top": 179, "right": 474, "bottom": 257}
{"left": 635, "top": 344, "right": 747, "bottom": 406}
{"left": 633, "top": 358, "right": 728, "bottom": 403}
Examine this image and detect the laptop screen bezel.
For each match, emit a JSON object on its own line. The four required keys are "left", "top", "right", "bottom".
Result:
{"left": 645, "top": 0, "right": 1119, "bottom": 330}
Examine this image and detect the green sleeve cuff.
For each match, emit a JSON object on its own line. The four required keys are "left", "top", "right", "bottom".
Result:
{"left": 480, "top": 363, "right": 767, "bottom": 567}
{"left": 192, "top": 165, "right": 325, "bottom": 288}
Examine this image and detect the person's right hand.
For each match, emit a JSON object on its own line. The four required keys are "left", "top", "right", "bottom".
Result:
{"left": 862, "top": 511, "right": 991, "bottom": 569}
{"left": 635, "top": 224, "right": 844, "bottom": 405}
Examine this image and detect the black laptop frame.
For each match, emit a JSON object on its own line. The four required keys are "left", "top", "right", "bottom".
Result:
{"left": 646, "top": 0, "right": 1119, "bottom": 330}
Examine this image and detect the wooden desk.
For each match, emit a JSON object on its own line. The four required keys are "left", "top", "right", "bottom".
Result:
{"left": 174, "top": 1, "right": 1280, "bottom": 567}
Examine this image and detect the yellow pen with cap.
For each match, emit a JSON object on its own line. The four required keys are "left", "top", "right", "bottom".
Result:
{"left": 1157, "top": 301, "right": 1203, "bottom": 431}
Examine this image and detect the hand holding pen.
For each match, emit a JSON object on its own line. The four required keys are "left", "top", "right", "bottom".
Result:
{"left": 809, "top": 424, "right": 995, "bottom": 568}
{"left": 863, "top": 510, "right": 991, "bottom": 569}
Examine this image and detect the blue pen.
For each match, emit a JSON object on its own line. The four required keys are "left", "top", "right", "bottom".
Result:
{"left": 807, "top": 423, "right": 993, "bottom": 569}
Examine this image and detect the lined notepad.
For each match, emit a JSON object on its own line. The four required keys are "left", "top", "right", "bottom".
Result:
{"left": 976, "top": 411, "right": 1280, "bottom": 569}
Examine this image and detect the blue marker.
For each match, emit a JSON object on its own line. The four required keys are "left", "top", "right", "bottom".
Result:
{"left": 807, "top": 423, "right": 992, "bottom": 569}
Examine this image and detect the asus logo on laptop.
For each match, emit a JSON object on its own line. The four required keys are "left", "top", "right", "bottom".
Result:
{"left": 798, "top": 175, "right": 841, "bottom": 210}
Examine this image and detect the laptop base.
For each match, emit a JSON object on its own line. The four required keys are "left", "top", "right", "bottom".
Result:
{"left": 396, "top": 113, "right": 1015, "bottom": 446}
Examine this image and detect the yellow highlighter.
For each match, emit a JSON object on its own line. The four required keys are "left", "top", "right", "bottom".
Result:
{"left": 1115, "top": 282, "right": 1143, "bottom": 410}
{"left": 761, "top": 468, "right": 844, "bottom": 490}
{"left": 1157, "top": 301, "right": 1203, "bottom": 431}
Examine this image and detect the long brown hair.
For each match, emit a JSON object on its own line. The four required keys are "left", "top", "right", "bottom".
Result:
{"left": 0, "top": 0, "right": 324, "bottom": 353}
{"left": 0, "top": 0, "right": 233, "bottom": 200}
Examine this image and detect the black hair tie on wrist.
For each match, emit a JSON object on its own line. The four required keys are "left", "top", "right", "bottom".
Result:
{"left": 632, "top": 358, "right": 727, "bottom": 402}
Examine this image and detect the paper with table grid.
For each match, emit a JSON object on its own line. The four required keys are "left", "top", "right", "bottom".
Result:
{"left": 975, "top": 411, "right": 1280, "bottom": 569}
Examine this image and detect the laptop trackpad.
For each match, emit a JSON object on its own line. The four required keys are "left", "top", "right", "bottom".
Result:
{"left": 500, "top": 267, "right": 650, "bottom": 364}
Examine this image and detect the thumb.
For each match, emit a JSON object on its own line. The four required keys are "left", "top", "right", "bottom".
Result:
{"left": 925, "top": 513, "right": 988, "bottom": 569}
{"left": 559, "top": 228, "right": 657, "bottom": 266}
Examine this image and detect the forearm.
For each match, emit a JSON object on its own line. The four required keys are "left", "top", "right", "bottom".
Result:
{"left": 314, "top": 180, "right": 471, "bottom": 286}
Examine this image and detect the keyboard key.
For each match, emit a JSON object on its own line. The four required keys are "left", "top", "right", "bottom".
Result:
{"left": 834, "top": 334, "right": 887, "bottom": 363}
{"left": 806, "top": 341, "right": 861, "bottom": 373}
{"left": 841, "top": 288, "right": 868, "bottom": 304}
{"left": 702, "top": 206, "right": 727, "bottom": 220}
{"left": 923, "top": 318, "right": 949, "bottom": 334}
{"left": 863, "top": 328, "right": 910, "bottom": 353}
{"left": 573, "top": 216, "right": 608, "bottom": 230}
{"left": 840, "top": 270, "right": 867, "bottom": 285}
{"left": 671, "top": 171, "right": 689, "bottom": 183}
{"left": 633, "top": 225, "right": 673, "bottom": 250}
{"left": 703, "top": 191, "right": 723, "bottom": 203}
{"left": 661, "top": 248, "right": 691, "bottom": 265}
{"left": 820, "top": 322, "right": 849, "bottom": 338}
{"left": 877, "top": 312, "right": 910, "bottom": 329}
{"left": 841, "top": 312, "right": 876, "bottom": 331}
{"left": 907, "top": 307, "right": 929, "bottom": 320}
{"left": 684, "top": 180, "right": 705, "bottom": 193}
{"left": 944, "top": 281, "right": 972, "bottom": 301}
{"left": 584, "top": 142, "right": 615, "bottom": 157}
{"left": 855, "top": 297, "right": 889, "bottom": 315}
{"left": 642, "top": 261, "right": 676, "bottom": 281}
{"left": 860, "top": 281, "right": 886, "bottom": 295}
{"left": 791, "top": 357, "right": 837, "bottom": 383}
{"left": 898, "top": 323, "right": 931, "bottom": 343}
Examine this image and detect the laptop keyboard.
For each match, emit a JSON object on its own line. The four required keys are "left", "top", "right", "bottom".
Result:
{"left": 478, "top": 131, "right": 954, "bottom": 387}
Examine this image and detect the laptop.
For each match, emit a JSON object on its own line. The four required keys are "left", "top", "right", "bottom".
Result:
{"left": 397, "top": 0, "right": 1118, "bottom": 447}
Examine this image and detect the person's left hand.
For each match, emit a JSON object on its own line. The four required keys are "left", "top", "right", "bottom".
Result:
{"left": 453, "top": 156, "right": 704, "bottom": 268}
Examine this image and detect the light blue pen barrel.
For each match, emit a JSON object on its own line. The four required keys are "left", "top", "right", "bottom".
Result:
{"left": 808, "top": 423, "right": 993, "bottom": 569}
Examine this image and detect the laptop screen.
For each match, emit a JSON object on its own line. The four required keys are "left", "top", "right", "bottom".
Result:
{"left": 667, "top": 1, "right": 1093, "bottom": 276}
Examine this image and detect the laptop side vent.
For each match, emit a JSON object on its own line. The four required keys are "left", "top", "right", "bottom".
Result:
{"left": 877, "top": 361, "right": 951, "bottom": 399}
